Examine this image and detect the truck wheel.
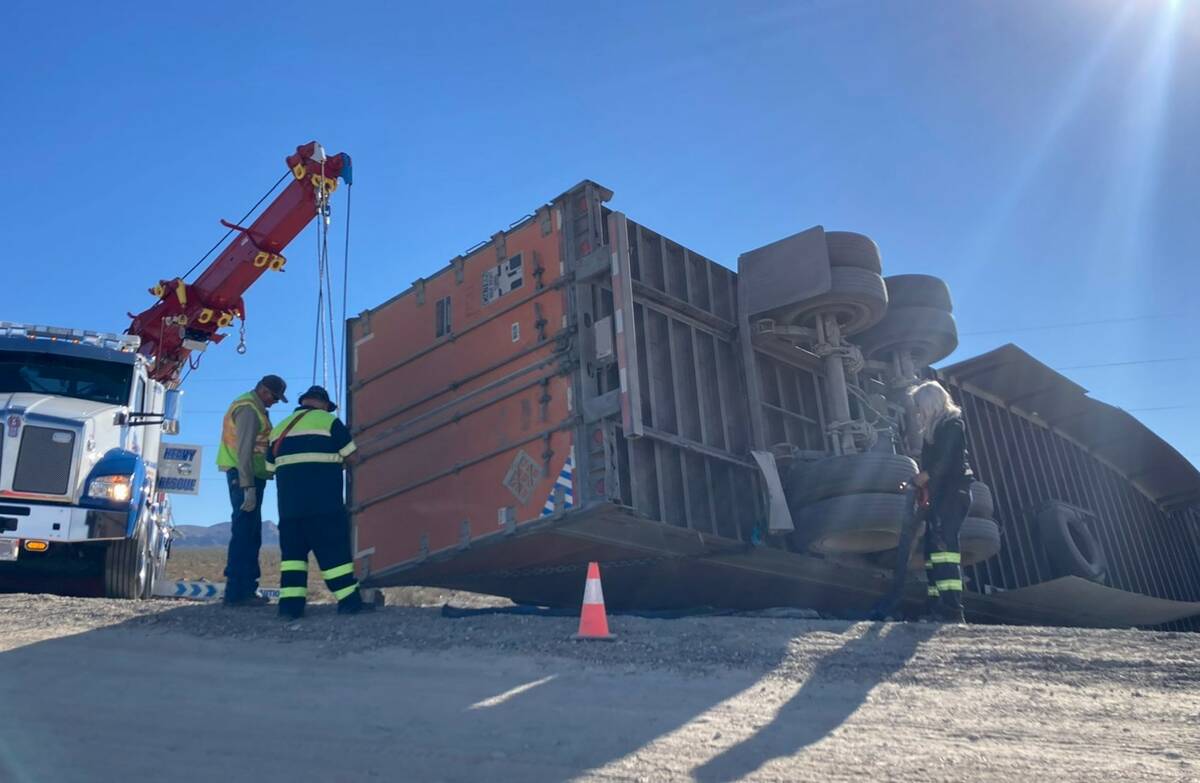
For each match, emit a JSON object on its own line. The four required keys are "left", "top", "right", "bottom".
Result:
{"left": 783, "top": 266, "right": 888, "bottom": 336}
{"left": 104, "top": 524, "right": 149, "bottom": 600}
{"left": 883, "top": 274, "right": 953, "bottom": 312}
{"left": 968, "top": 482, "right": 994, "bottom": 519}
{"left": 786, "top": 453, "right": 917, "bottom": 507}
{"left": 826, "top": 231, "right": 882, "bottom": 273}
{"left": 1038, "top": 501, "right": 1107, "bottom": 584}
{"left": 855, "top": 305, "right": 958, "bottom": 365}
{"left": 960, "top": 516, "right": 1001, "bottom": 566}
{"left": 141, "top": 526, "right": 168, "bottom": 599}
{"left": 792, "top": 491, "right": 909, "bottom": 554}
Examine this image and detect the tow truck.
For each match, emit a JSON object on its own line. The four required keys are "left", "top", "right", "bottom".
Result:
{"left": 0, "top": 142, "right": 350, "bottom": 598}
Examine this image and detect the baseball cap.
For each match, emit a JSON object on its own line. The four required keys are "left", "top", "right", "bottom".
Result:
{"left": 258, "top": 374, "right": 289, "bottom": 403}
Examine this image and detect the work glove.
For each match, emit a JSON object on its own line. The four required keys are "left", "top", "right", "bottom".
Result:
{"left": 240, "top": 486, "right": 258, "bottom": 513}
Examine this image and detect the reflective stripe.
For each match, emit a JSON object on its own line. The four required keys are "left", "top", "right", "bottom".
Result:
{"left": 339, "top": 441, "right": 358, "bottom": 458}
{"left": 270, "top": 409, "right": 337, "bottom": 441}
{"left": 927, "top": 586, "right": 941, "bottom": 596}
{"left": 280, "top": 560, "right": 308, "bottom": 572}
{"left": 273, "top": 452, "right": 343, "bottom": 467}
{"left": 931, "top": 552, "right": 961, "bottom": 565}
{"left": 279, "top": 587, "right": 308, "bottom": 599}
{"left": 322, "top": 562, "right": 355, "bottom": 580}
{"left": 924, "top": 561, "right": 934, "bottom": 570}
{"left": 936, "top": 579, "right": 963, "bottom": 592}
{"left": 333, "top": 583, "right": 359, "bottom": 601}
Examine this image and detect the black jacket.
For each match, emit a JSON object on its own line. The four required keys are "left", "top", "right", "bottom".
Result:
{"left": 920, "top": 415, "right": 975, "bottom": 497}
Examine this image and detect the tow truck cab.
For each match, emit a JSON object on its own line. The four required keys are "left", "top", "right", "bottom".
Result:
{"left": 0, "top": 322, "right": 180, "bottom": 598}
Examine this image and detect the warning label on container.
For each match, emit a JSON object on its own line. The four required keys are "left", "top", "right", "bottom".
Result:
{"left": 481, "top": 254, "right": 524, "bottom": 306}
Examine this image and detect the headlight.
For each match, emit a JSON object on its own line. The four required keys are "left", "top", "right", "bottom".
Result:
{"left": 88, "top": 475, "right": 134, "bottom": 503}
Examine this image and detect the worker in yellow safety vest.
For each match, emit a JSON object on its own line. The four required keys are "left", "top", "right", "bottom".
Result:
{"left": 216, "top": 374, "right": 287, "bottom": 606}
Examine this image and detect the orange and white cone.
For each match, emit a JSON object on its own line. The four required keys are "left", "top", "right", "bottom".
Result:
{"left": 573, "top": 561, "right": 616, "bottom": 640}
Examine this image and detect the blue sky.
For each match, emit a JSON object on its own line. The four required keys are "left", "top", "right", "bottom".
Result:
{"left": 4, "top": 0, "right": 1197, "bottom": 525}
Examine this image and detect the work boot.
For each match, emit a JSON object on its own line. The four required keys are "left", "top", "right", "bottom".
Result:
{"left": 933, "top": 604, "right": 966, "bottom": 625}
{"left": 336, "top": 592, "right": 374, "bottom": 615}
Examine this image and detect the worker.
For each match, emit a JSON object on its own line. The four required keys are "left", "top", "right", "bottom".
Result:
{"left": 267, "top": 385, "right": 369, "bottom": 619}
{"left": 909, "top": 380, "right": 976, "bottom": 624}
{"left": 217, "top": 374, "right": 288, "bottom": 607}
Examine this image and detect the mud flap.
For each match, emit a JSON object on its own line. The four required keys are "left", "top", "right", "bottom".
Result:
{"left": 751, "top": 450, "right": 794, "bottom": 534}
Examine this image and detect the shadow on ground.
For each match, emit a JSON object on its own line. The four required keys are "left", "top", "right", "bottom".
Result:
{"left": 0, "top": 598, "right": 936, "bottom": 783}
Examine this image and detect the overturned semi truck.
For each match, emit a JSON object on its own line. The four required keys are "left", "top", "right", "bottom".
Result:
{"left": 345, "top": 181, "right": 1200, "bottom": 630}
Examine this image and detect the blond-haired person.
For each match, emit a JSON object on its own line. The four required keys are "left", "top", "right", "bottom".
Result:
{"left": 910, "top": 380, "right": 977, "bottom": 624}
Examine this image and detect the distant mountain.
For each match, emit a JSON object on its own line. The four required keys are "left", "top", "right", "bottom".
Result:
{"left": 173, "top": 522, "right": 280, "bottom": 548}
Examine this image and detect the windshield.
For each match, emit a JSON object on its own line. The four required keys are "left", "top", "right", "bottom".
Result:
{"left": 0, "top": 350, "right": 134, "bottom": 405}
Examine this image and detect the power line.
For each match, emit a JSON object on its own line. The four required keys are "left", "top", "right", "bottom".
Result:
{"left": 179, "top": 172, "right": 290, "bottom": 281}
{"left": 960, "top": 313, "right": 1184, "bottom": 338}
{"left": 1125, "top": 405, "right": 1200, "bottom": 413}
{"left": 1053, "top": 356, "right": 1196, "bottom": 371}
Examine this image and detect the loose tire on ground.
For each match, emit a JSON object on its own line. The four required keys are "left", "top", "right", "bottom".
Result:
{"left": 1038, "top": 501, "right": 1107, "bottom": 584}
{"left": 786, "top": 453, "right": 917, "bottom": 508}
{"left": 792, "top": 491, "right": 909, "bottom": 554}
{"left": 855, "top": 305, "right": 959, "bottom": 365}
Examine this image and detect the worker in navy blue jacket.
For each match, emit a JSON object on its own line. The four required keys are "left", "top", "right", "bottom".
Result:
{"left": 910, "top": 380, "right": 976, "bottom": 624}
{"left": 266, "top": 385, "right": 369, "bottom": 619}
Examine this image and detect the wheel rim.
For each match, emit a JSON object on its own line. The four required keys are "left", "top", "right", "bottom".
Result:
{"left": 136, "top": 536, "right": 148, "bottom": 595}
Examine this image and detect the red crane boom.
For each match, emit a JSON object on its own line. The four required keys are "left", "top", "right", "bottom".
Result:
{"left": 128, "top": 141, "right": 351, "bottom": 384}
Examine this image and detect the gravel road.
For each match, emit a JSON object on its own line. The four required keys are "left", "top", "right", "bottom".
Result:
{"left": 1, "top": 592, "right": 1197, "bottom": 782}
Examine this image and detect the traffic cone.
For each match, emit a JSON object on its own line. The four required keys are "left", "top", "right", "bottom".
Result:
{"left": 573, "top": 561, "right": 616, "bottom": 640}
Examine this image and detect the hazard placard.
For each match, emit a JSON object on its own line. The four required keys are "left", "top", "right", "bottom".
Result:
{"left": 158, "top": 442, "right": 203, "bottom": 495}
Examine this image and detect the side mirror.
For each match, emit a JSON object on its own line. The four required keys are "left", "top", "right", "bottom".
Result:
{"left": 163, "top": 389, "right": 184, "bottom": 435}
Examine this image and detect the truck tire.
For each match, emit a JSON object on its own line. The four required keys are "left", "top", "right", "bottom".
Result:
{"left": 883, "top": 274, "right": 953, "bottom": 312}
{"left": 787, "top": 453, "right": 917, "bottom": 507}
{"left": 104, "top": 523, "right": 150, "bottom": 600}
{"left": 872, "top": 515, "right": 1001, "bottom": 571}
{"left": 826, "top": 231, "right": 882, "bottom": 273}
{"left": 784, "top": 266, "right": 888, "bottom": 336}
{"left": 792, "top": 491, "right": 909, "bottom": 554}
{"left": 960, "top": 516, "right": 1001, "bottom": 566}
{"left": 141, "top": 524, "right": 168, "bottom": 599}
{"left": 1038, "top": 501, "right": 1107, "bottom": 584}
{"left": 968, "top": 481, "right": 994, "bottom": 519}
{"left": 855, "top": 305, "right": 958, "bottom": 365}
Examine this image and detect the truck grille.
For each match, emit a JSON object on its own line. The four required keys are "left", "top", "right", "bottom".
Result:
{"left": 14, "top": 426, "right": 76, "bottom": 495}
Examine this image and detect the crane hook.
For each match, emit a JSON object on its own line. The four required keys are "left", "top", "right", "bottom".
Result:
{"left": 236, "top": 317, "right": 247, "bottom": 355}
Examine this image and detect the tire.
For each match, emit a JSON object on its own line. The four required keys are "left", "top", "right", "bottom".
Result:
{"left": 792, "top": 492, "right": 910, "bottom": 554}
{"left": 872, "top": 515, "right": 1001, "bottom": 571}
{"left": 968, "top": 481, "right": 993, "bottom": 519}
{"left": 960, "top": 516, "right": 1001, "bottom": 566}
{"left": 855, "top": 305, "right": 958, "bottom": 365}
{"left": 783, "top": 266, "right": 888, "bottom": 336}
{"left": 884, "top": 274, "right": 952, "bottom": 312}
{"left": 786, "top": 453, "right": 917, "bottom": 508}
{"left": 142, "top": 523, "right": 168, "bottom": 599}
{"left": 104, "top": 522, "right": 150, "bottom": 600}
{"left": 1038, "top": 501, "right": 1107, "bottom": 583}
{"left": 826, "top": 231, "right": 882, "bottom": 273}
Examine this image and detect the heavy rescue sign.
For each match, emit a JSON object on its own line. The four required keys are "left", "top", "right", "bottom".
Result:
{"left": 158, "top": 443, "right": 203, "bottom": 495}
